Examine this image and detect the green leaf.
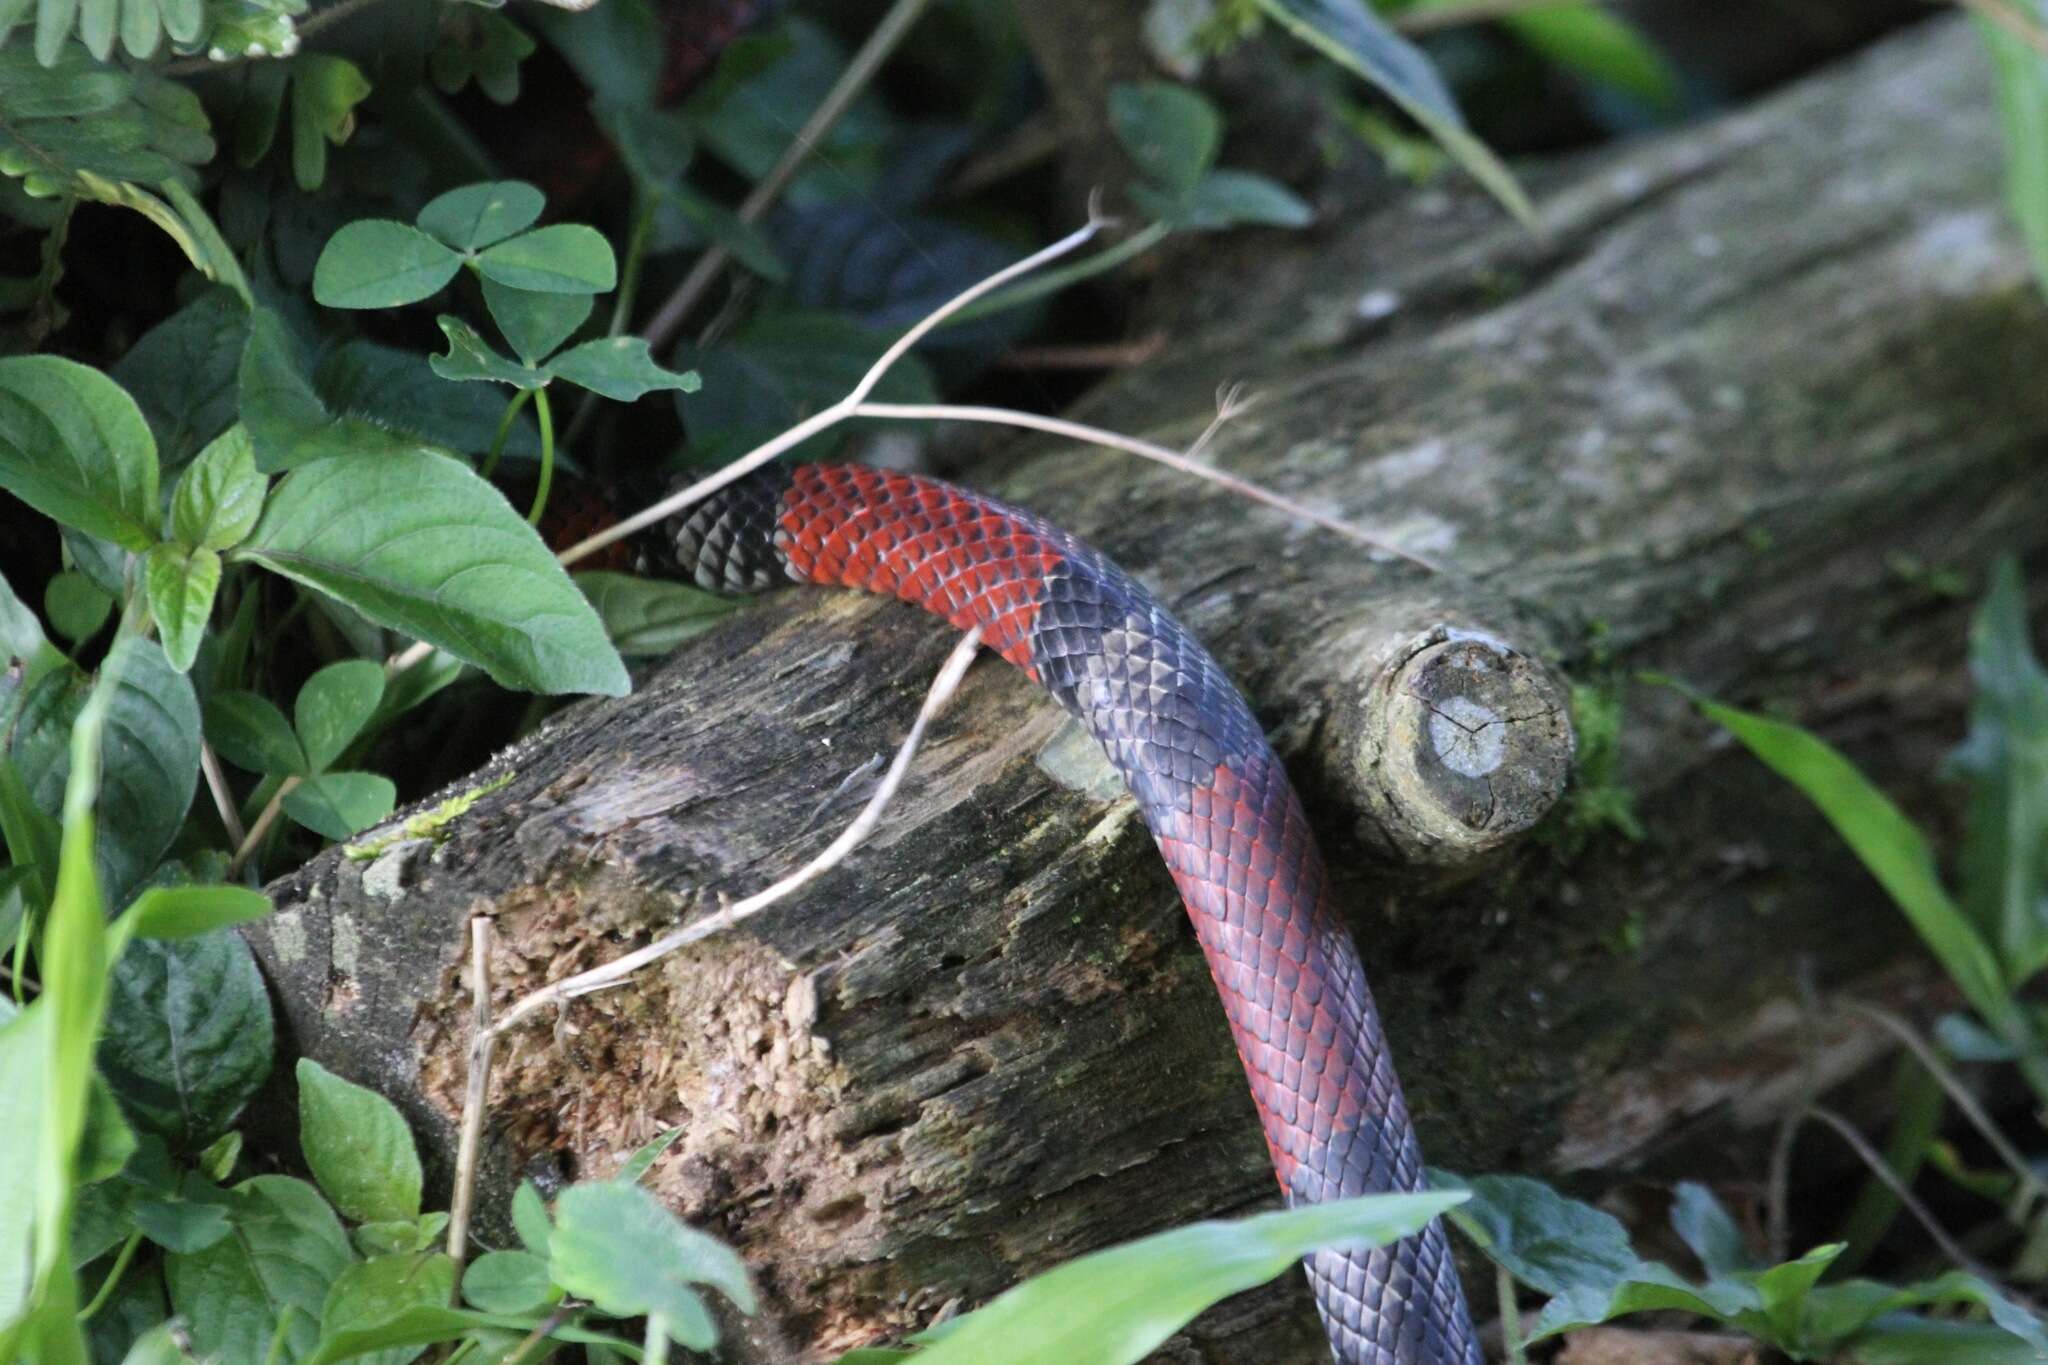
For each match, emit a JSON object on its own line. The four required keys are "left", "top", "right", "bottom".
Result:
{"left": 1668, "top": 1182, "right": 1757, "bottom": 1279}
{"left": 1803, "top": 1270, "right": 2048, "bottom": 1354}
{"left": 575, "top": 572, "right": 734, "bottom": 656}
{"left": 429, "top": 316, "right": 547, "bottom": 389}
{"left": 1503, "top": 5, "right": 1678, "bottom": 111}
{"left": 481, "top": 278, "right": 589, "bottom": 366}
{"left": 143, "top": 543, "right": 220, "bottom": 674}
{"left": 459, "top": 1248, "right": 554, "bottom": 1315}
{"left": 9, "top": 637, "right": 199, "bottom": 906}
{"left": 318, "top": 1251, "right": 456, "bottom": 1365}
{"left": 238, "top": 308, "right": 425, "bottom": 473}
{"left": 416, "top": 180, "right": 544, "bottom": 251}
{"left": 0, "top": 354, "right": 158, "bottom": 550}
{"left": 291, "top": 54, "right": 371, "bottom": 193}
{"left": 1169, "top": 169, "right": 1314, "bottom": 230}
{"left": 314, "top": 220, "right": 463, "bottom": 310}
{"left": 511, "top": 1180, "right": 550, "bottom": 1256}
{"left": 1108, "top": 82, "right": 1220, "bottom": 201}
{"left": 165, "top": 1174, "right": 352, "bottom": 1363}
{"left": 297, "top": 1058, "right": 423, "bottom": 1224}
{"left": 170, "top": 424, "right": 265, "bottom": 551}
{"left": 1695, "top": 695, "right": 2025, "bottom": 1042}
{"left": 99, "top": 931, "right": 273, "bottom": 1149}
{"left": 613, "top": 1127, "right": 682, "bottom": 1185}
{"left": 111, "top": 287, "right": 249, "bottom": 470}
{"left": 547, "top": 335, "right": 700, "bottom": 401}
{"left": 238, "top": 447, "right": 630, "bottom": 696}
{"left": 284, "top": 770, "right": 398, "bottom": 841}
{"left": 1981, "top": 15, "right": 2048, "bottom": 299}
{"left": 1254, "top": 0, "right": 1534, "bottom": 227}
{"left": 911, "top": 1191, "right": 1462, "bottom": 1365}
{"left": 1954, "top": 559, "right": 2048, "bottom": 982}
{"left": 114, "top": 883, "right": 270, "bottom": 946}
{"left": 1850, "top": 1317, "right": 2048, "bottom": 1365}
{"left": 204, "top": 690, "right": 308, "bottom": 777}
{"left": 44, "top": 569, "right": 112, "bottom": 643}
{"left": 313, "top": 341, "right": 543, "bottom": 462}
{"left": 1750, "top": 1243, "right": 1842, "bottom": 1345}
{"left": 472, "top": 224, "right": 616, "bottom": 294}
{"left": 1, "top": 567, "right": 59, "bottom": 683}
{"left": 0, "top": 46, "right": 211, "bottom": 194}
{"left": 550, "top": 1181, "right": 755, "bottom": 1349}
{"left": 131, "top": 1197, "right": 232, "bottom": 1253}
{"left": 300, "top": 1304, "right": 644, "bottom": 1365}
{"left": 295, "top": 660, "right": 385, "bottom": 774}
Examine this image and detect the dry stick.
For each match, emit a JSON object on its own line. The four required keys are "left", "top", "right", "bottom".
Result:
{"left": 447, "top": 915, "right": 497, "bottom": 1282}
{"left": 485, "top": 626, "right": 983, "bottom": 1044}
{"left": 199, "top": 742, "right": 247, "bottom": 848}
{"left": 850, "top": 401, "right": 1445, "bottom": 572}
{"left": 1843, "top": 999, "right": 2048, "bottom": 1219}
{"left": 1808, "top": 1103, "right": 2037, "bottom": 1306}
{"left": 228, "top": 775, "right": 300, "bottom": 878}
{"left": 552, "top": 217, "right": 1106, "bottom": 571}
{"left": 637, "top": 0, "right": 943, "bottom": 354}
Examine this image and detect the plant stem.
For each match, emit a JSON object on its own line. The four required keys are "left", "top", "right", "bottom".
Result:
{"left": 1496, "top": 1260, "right": 1527, "bottom": 1365}
{"left": 75, "top": 1230, "right": 142, "bottom": 1323}
{"left": 481, "top": 388, "right": 533, "bottom": 481}
{"left": 948, "top": 222, "right": 1171, "bottom": 323}
{"left": 263, "top": 1306, "right": 297, "bottom": 1365}
{"left": 526, "top": 388, "right": 555, "bottom": 526}
{"left": 638, "top": 0, "right": 942, "bottom": 350}
{"left": 643, "top": 1313, "right": 670, "bottom": 1365}
{"left": 562, "top": 201, "right": 656, "bottom": 449}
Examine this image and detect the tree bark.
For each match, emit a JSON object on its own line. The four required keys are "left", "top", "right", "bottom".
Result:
{"left": 248, "top": 18, "right": 2048, "bottom": 1362}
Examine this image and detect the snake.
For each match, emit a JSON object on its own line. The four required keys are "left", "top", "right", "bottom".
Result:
{"left": 653, "top": 460, "right": 1482, "bottom": 1365}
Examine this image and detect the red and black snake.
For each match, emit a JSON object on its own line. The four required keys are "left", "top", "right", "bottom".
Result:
{"left": 654, "top": 461, "right": 1482, "bottom": 1365}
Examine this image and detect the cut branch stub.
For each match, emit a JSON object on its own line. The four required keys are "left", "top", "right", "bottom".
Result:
{"left": 1344, "top": 627, "right": 1574, "bottom": 870}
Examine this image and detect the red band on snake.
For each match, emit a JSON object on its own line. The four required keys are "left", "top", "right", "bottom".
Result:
{"left": 656, "top": 461, "right": 1481, "bottom": 1365}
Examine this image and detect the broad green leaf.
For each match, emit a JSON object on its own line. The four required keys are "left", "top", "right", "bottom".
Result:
{"left": 0, "top": 46, "right": 211, "bottom": 194}
{"left": 575, "top": 572, "right": 734, "bottom": 656}
{"left": 1107, "top": 82, "right": 1220, "bottom": 200}
{"left": 296, "top": 660, "right": 385, "bottom": 773}
{"left": 429, "top": 316, "right": 547, "bottom": 389}
{"left": 1851, "top": 1317, "right": 2048, "bottom": 1364}
{"left": 510, "top": 1180, "right": 550, "bottom": 1256}
{"left": 165, "top": 1175, "right": 351, "bottom": 1363}
{"left": 314, "top": 221, "right": 463, "bottom": 310}
{"left": 100, "top": 932, "right": 273, "bottom": 1149}
{"left": 1698, "top": 696, "right": 2024, "bottom": 1041}
{"left": 0, "top": 754, "right": 59, "bottom": 908}
{"left": 0, "top": 354, "right": 158, "bottom": 550}
{"left": 301, "top": 1304, "right": 644, "bottom": 1364}
{"left": 43, "top": 569, "right": 111, "bottom": 643}
{"left": 204, "top": 690, "right": 308, "bottom": 777}
{"left": 318, "top": 1251, "right": 456, "bottom": 1365}
{"left": 284, "top": 771, "right": 398, "bottom": 841}
{"left": 114, "top": 883, "right": 270, "bottom": 947}
{"left": 0, "top": 1002, "right": 50, "bottom": 1325}
{"left": 1170, "top": 170, "right": 1314, "bottom": 230}
{"left": 912, "top": 1192, "right": 1461, "bottom": 1365}
{"left": 170, "top": 424, "right": 265, "bottom": 551}
{"left": 297, "top": 1058, "right": 423, "bottom": 1224}
{"left": 112, "top": 1318, "right": 195, "bottom": 1365}
{"left": 1668, "top": 1182, "right": 1757, "bottom": 1279}
{"left": 291, "top": 54, "right": 371, "bottom": 193}
{"left": 550, "top": 1181, "right": 754, "bottom": 1349}
{"left": 1254, "top": 0, "right": 1534, "bottom": 227}
{"left": 472, "top": 224, "right": 616, "bottom": 294}
{"left": 481, "top": 278, "right": 589, "bottom": 365}
{"left": 1804, "top": 1269, "right": 2048, "bottom": 1353}
{"left": 1981, "top": 15, "right": 2048, "bottom": 298}
{"left": 1504, "top": 5, "right": 1678, "bottom": 111}
{"left": 10, "top": 638, "right": 200, "bottom": 907}
{"left": 239, "top": 448, "right": 630, "bottom": 696}
{"left": 547, "top": 336, "right": 700, "bottom": 401}
{"left": 459, "top": 1248, "right": 554, "bottom": 1315}
{"left": 109, "top": 287, "right": 248, "bottom": 468}
{"left": 416, "top": 180, "right": 544, "bottom": 251}
{"left": 1954, "top": 559, "right": 2048, "bottom": 982}
{"left": 131, "top": 1197, "right": 231, "bottom": 1254}
{"left": 237, "top": 309, "right": 424, "bottom": 473}
{"left": 1749, "top": 1243, "right": 1842, "bottom": 1345}
{"left": 614, "top": 1127, "right": 682, "bottom": 1185}
{"left": 143, "top": 543, "right": 220, "bottom": 674}
{"left": 0, "top": 568, "right": 60, "bottom": 684}
{"left": 313, "top": 341, "right": 542, "bottom": 462}
{"left": 351, "top": 1212, "right": 446, "bottom": 1258}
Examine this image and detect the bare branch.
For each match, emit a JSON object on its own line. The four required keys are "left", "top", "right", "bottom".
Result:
{"left": 199, "top": 742, "right": 246, "bottom": 848}
{"left": 447, "top": 915, "right": 497, "bottom": 1286}
{"left": 229, "top": 776, "right": 299, "bottom": 878}
{"left": 486, "top": 626, "right": 984, "bottom": 1042}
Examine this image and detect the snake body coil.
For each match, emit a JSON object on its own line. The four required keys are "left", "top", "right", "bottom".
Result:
{"left": 658, "top": 461, "right": 1481, "bottom": 1365}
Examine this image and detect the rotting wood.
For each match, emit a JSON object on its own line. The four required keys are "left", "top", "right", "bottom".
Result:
{"left": 246, "top": 19, "right": 2048, "bottom": 1362}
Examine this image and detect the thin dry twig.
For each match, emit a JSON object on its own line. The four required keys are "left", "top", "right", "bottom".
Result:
{"left": 446, "top": 915, "right": 497, "bottom": 1284}
{"left": 199, "top": 741, "right": 246, "bottom": 848}
{"left": 638, "top": 0, "right": 942, "bottom": 351}
{"left": 228, "top": 775, "right": 299, "bottom": 878}
{"left": 849, "top": 400, "right": 1444, "bottom": 572}
{"left": 485, "top": 626, "right": 983, "bottom": 1043}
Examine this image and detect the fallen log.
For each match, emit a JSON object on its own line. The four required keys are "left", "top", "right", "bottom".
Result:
{"left": 248, "top": 17, "right": 2048, "bottom": 1361}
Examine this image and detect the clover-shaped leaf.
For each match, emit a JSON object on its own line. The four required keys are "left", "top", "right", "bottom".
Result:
{"left": 313, "top": 222, "right": 461, "bottom": 309}
{"left": 430, "top": 317, "right": 547, "bottom": 389}
{"left": 417, "top": 180, "right": 545, "bottom": 252}
{"left": 482, "top": 279, "right": 591, "bottom": 366}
